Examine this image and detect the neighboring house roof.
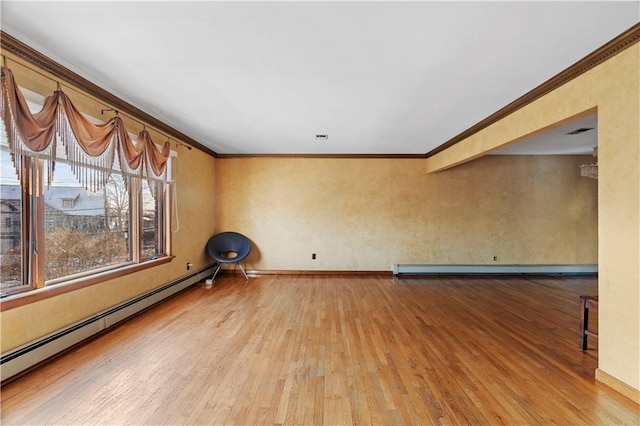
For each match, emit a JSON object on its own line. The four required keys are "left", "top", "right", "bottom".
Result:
{"left": 44, "top": 187, "right": 105, "bottom": 217}
{"left": 0, "top": 185, "right": 21, "bottom": 202}
{"left": 0, "top": 185, "right": 105, "bottom": 217}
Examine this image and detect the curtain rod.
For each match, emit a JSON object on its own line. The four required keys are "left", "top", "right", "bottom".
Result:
{"left": 3, "top": 55, "right": 191, "bottom": 150}
{"left": 1, "top": 37, "right": 203, "bottom": 153}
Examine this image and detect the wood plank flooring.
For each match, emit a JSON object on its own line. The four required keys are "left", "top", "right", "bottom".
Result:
{"left": 2, "top": 275, "right": 639, "bottom": 425}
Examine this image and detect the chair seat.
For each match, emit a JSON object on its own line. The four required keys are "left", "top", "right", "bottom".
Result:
{"left": 206, "top": 232, "right": 251, "bottom": 281}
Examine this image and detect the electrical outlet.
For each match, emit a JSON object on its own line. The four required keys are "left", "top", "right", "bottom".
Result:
{"left": 187, "top": 262, "right": 193, "bottom": 270}
{"left": 492, "top": 256, "right": 498, "bottom": 262}
{"left": 312, "top": 253, "right": 316, "bottom": 260}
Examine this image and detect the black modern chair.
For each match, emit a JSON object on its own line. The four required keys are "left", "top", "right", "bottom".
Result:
{"left": 206, "top": 231, "right": 251, "bottom": 281}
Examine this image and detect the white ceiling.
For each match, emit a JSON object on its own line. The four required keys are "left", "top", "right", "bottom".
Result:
{"left": 1, "top": 1, "right": 638, "bottom": 155}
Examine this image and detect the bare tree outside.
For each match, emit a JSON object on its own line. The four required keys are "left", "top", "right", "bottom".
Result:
{"left": 105, "top": 174, "right": 129, "bottom": 233}
{"left": 43, "top": 166, "right": 131, "bottom": 281}
{"left": 0, "top": 149, "right": 23, "bottom": 291}
{"left": 141, "top": 179, "right": 162, "bottom": 259}
{"left": 1, "top": 156, "right": 167, "bottom": 288}
{"left": 0, "top": 220, "right": 22, "bottom": 290}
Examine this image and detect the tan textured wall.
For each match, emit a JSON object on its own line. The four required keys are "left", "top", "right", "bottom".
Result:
{"left": 215, "top": 155, "right": 596, "bottom": 271}
{"left": 427, "top": 45, "right": 640, "bottom": 392}
{"left": 0, "top": 56, "right": 218, "bottom": 353}
{"left": 1, "top": 143, "right": 217, "bottom": 353}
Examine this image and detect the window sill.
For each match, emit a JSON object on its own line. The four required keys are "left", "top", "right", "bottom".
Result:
{"left": 0, "top": 256, "right": 175, "bottom": 311}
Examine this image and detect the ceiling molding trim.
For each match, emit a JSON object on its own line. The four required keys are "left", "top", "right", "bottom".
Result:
{"left": 426, "top": 22, "right": 640, "bottom": 158}
{"left": 0, "top": 31, "right": 218, "bottom": 158}
{"left": 216, "top": 153, "right": 428, "bottom": 159}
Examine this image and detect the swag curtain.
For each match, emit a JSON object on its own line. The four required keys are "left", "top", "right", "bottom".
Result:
{"left": 0, "top": 65, "right": 171, "bottom": 193}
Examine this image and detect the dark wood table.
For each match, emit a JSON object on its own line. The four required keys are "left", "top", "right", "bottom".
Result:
{"left": 579, "top": 295, "right": 598, "bottom": 350}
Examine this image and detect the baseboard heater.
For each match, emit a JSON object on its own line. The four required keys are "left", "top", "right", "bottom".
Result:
{"left": 1, "top": 264, "right": 217, "bottom": 383}
{"left": 393, "top": 264, "right": 598, "bottom": 276}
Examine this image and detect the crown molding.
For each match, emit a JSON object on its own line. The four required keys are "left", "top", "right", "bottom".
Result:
{"left": 216, "top": 153, "right": 427, "bottom": 159}
{"left": 5, "top": 21, "right": 637, "bottom": 161}
{"left": 1, "top": 31, "right": 218, "bottom": 158}
{"left": 426, "top": 22, "right": 640, "bottom": 158}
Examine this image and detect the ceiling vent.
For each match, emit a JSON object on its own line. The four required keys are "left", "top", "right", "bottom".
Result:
{"left": 566, "top": 127, "right": 594, "bottom": 135}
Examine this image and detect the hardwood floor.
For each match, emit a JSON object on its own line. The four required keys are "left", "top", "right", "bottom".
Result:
{"left": 2, "top": 275, "right": 639, "bottom": 425}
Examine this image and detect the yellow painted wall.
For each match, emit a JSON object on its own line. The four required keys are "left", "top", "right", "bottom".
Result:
{"left": 215, "top": 155, "right": 596, "bottom": 271}
{"left": 427, "top": 45, "right": 640, "bottom": 393}
{"left": 1, "top": 143, "right": 217, "bottom": 353}
{"left": 0, "top": 56, "right": 218, "bottom": 353}
{"left": 2, "top": 37, "right": 636, "bottom": 400}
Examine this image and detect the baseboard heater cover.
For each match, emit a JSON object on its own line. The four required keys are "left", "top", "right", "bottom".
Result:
{"left": 393, "top": 264, "right": 598, "bottom": 276}
{"left": 0, "top": 264, "right": 217, "bottom": 382}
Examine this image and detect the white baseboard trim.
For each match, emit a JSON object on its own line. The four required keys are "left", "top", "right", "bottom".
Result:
{"left": 596, "top": 368, "right": 640, "bottom": 405}
{"left": 393, "top": 264, "right": 598, "bottom": 276}
{"left": 0, "top": 264, "right": 217, "bottom": 383}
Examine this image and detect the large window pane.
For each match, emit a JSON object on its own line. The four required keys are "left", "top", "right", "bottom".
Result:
{"left": 0, "top": 149, "right": 24, "bottom": 293}
{"left": 1, "top": 87, "right": 172, "bottom": 295}
{"left": 141, "top": 180, "right": 163, "bottom": 260}
{"left": 44, "top": 163, "right": 131, "bottom": 282}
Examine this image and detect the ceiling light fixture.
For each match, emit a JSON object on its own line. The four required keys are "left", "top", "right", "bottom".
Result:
{"left": 579, "top": 146, "right": 598, "bottom": 179}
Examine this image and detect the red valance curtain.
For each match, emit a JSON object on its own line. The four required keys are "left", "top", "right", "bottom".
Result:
{"left": 0, "top": 66, "right": 171, "bottom": 191}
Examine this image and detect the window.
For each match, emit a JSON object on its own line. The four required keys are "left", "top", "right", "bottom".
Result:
{"left": 0, "top": 149, "right": 25, "bottom": 294}
{"left": 0, "top": 88, "right": 173, "bottom": 296}
{"left": 141, "top": 179, "right": 164, "bottom": 260}
{"left": 43, "top": 161, "right": 134, "bottom": 283}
